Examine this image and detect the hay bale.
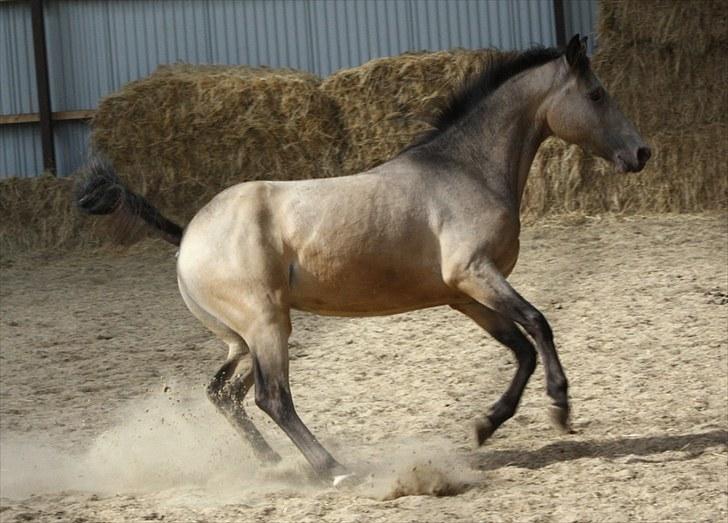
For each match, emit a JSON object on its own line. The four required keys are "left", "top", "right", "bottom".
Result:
{"left": 520, "top": 0, "right": 728, "bottom": 217}
{"left": 0, "top": 175, "right": 96, "bottom": 254}
{"left": 524, "top": 124, "right": 728, "bottom": 217}
{"left": 91, "top": 64, "right": 345, "bottom": 222}
{"left": 321, "top": 49, "right": 508, "bottom": 174}
{"left": 593, "top": 0, "right": 728, "bottom": 133}
{"left": 593, "top": 43, "right": 728, "bottom": 132}
{"left": 598, "top": 0, "right": 728, "bottom": 54}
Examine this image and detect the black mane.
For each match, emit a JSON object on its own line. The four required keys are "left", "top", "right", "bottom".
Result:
{"left": 405, "top": 46, "right": 566, "bottom": 151}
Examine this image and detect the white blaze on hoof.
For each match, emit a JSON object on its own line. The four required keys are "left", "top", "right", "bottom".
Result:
{"left": 333, "top": 472, "right": 357, "bottom": 487}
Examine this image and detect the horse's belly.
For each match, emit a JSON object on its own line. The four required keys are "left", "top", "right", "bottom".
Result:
{"left": 288, "top": 261, "right": 461, "bottom": 316}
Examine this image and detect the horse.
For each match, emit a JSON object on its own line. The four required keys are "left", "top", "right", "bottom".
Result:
{"left": 77, "top": 35, "right": 651, "bottom": 484}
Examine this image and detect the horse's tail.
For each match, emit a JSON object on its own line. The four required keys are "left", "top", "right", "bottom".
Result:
{"left": 75, "top": 158, "right": 184, "bottom": 246}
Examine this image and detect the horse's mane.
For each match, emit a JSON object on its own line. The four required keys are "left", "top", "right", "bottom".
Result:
{"left": 404, "top": 46, "right": 571, "bottom": 152}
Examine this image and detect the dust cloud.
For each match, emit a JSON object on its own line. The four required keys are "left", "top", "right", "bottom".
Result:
{"left": 0, "top": 388, "right": 477, "bottom": 504}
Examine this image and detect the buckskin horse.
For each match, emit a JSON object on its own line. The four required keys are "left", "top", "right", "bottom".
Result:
{"left": 78, "top": 35, "right": 651, "bottom": 483}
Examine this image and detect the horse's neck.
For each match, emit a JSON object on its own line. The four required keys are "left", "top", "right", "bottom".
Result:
{"left": 447, "top": 63, "right": 557, "bottom": 209}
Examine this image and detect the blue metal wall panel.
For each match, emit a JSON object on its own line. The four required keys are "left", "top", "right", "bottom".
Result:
{"left": 54, "top": 121, "right": 91, "bottom": 178}
{"left": 1, "top": 0, "right": 596, "bottom": 178}
{"left": 0, "top": 124, "right": 43, "bottom": 178}
{"left": 0, "top": 1, "right": 37, "bottom": 114}
{"left": 411, "top": 0, "right": 556, "bottom": 50}
{"left": 564, "top": 0, "right": 599, "bottom": 52}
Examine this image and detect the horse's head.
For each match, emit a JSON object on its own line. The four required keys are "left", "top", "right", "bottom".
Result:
{"left": 545, "top": 35, "right": 651, "bottom": 173}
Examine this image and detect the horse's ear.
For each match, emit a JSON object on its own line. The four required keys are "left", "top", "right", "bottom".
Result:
{"left": 565, "top": 34, "right": 587, "bottom": 70}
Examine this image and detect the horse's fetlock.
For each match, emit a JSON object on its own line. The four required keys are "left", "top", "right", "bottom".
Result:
{"left": 488, "top": 401, "right": 516, "bottom": 424}
{"left": 547, "top": 376, "right": 569, "bottom": 402}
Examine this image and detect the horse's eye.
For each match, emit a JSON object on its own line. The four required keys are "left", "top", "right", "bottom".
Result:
{"left": 589, "top": 87, "right": 604, "bottom": 102}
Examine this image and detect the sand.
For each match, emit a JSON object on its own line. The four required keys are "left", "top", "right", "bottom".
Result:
{"left": 1, "top": 214, "right": 726, "bottom": 522}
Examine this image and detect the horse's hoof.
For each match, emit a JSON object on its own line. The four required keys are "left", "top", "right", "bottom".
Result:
{"left": 253, "top": 446, "right": 282, "bottom": 465}
{"left": 548, "top": 405, "right": 574, "bottom": 434}
{"left": 261, "top": 451, "right": 282, "bottom": 465}
{"left": 332, "top": 472, "right": 359, "bottom": 488}
{"left": 473, "top": 416, "right": 497, "bottom": 447}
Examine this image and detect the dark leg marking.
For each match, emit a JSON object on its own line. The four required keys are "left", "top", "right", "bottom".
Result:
{"left": 207, "top": 358, "right": 281, "bottom": 463}
{"left": 252, "top": 355, "right": 346, "bottom": 479}
{"left": 453, "top": 303, "right": 538, "bottom": 445}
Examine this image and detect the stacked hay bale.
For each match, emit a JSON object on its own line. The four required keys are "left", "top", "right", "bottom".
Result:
{"left": 528, "top": 0, "right": 728, "bottom": 216}
{"left": 321, "top": 49, "right": 509, "bottom": 174}
{"left": 91, "top": 64, "right": 346, "bottom": 223}
{"left": 0, "top": 175, "right": 85, "bottom": 254}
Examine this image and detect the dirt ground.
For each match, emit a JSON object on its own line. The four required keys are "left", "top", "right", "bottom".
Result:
{"left": 1, "top": 214, "right": 726, "bottom": 523}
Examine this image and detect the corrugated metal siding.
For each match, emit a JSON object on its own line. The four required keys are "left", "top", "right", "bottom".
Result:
{"left": 0, "top": 1, "right": 44, "bottom": 177}
{"left": 564, "top": 0, "right": 599, "bottom": 53}
{"left": 0, "top": 1, "right": 37, "bottom": 115}
{"left": 0, "top": 124, "right": 43, "bottom": 178}
{"left": 54, "top": 121, "right": 91, "bottom": 177}
{"left": 1, "top": 0, "right": 596, "bottom": 178}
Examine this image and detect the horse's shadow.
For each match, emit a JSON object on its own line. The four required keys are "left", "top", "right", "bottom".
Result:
{"left": 471, "top": 429, "right": 727, "bottom": 471}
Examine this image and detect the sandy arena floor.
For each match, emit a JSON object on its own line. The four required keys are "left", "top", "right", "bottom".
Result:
{"left": 1, "top": 214, "right": 726, "bottom": 522}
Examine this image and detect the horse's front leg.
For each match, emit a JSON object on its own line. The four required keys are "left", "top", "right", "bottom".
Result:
{"left": 451, "top": 302, "right": 537, "bottom": 445}
{"left": 444, "top": 260, "right": 572, "bottom": 438}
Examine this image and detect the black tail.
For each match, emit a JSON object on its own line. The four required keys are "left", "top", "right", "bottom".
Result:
{"left": 75, "top": 159, "right": 184, "bottom": 246}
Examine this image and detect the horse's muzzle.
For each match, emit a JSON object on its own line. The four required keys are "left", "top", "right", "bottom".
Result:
{"left": 615, "top": 145, "right": 652, "bottom": 173}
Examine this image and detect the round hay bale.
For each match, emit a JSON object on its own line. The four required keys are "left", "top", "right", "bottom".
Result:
{"left": 91, "top": 64, "right": 346, "bottom": 222}
{"left": 321, "top": 49, "right": 509, "bottom": 174}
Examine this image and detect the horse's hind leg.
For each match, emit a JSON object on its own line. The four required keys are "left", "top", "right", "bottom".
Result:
{"left": 178, "top": 279, "right": 279, "bottom": 462}
{"left": 452, "top": 302, "right": 537, "bottom": 445}
{"left": 207, "top": 344, "right": 281, "bottom": 463}
{"left": 244, "top": 309, "right": 347, "bottom": 479}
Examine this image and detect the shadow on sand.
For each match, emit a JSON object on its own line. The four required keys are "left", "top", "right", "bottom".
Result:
{"left": 472, "top": 429, "right": 727, "bottom": 471}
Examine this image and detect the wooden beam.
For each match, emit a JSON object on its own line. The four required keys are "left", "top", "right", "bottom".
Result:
{"left": 30, "top": 0, "right": 56, "bottom": 174}
{"left": 0, "top": 110, "right": 96, "bottom": 125}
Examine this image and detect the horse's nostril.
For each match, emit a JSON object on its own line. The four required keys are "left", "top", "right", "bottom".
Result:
{"left": 637, "top": 146, "right": 652, "bottom": 165}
